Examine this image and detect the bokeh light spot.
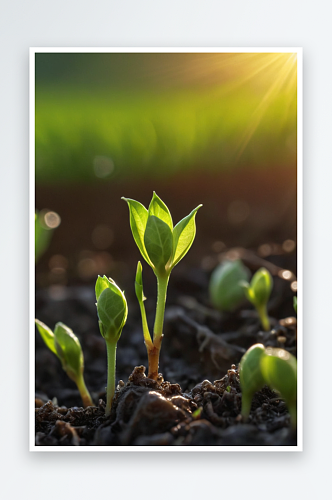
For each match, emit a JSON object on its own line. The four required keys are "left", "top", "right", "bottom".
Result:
{"left": 93, "top": 156, "right": 114, "bottom": 178}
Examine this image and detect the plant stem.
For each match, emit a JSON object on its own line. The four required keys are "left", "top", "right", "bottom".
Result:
{"left": 76, "top": 373, "right": 94, "bottom": 408}
{"left": 105, "top": 340, "right": 117, "bottom": 417}
{"left": 257, "top": 304, "right": 270, "bottom": 331}
{"left": 147, "top": 273, "right": 169, "bottom": 379}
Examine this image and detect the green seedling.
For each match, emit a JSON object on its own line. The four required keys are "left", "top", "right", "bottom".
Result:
{"left": 261, "top": 347, "right": 297, "bottom": 428}
{"left": 293, "top": 296, "right": 297, "bottom": 314}
{"left": 123, "top": 192, "right": 202, "bottom": 379}
{"left": 209, "top": 259, "right": 251, "bottom": 312}
{"left": 95, "top": 275, "right": 128, "bottom": 416}
{"left": 240, "top": 267, "right": 273, "bottom": 331}
{"left": 239, "top": 344, "right": 266, "bottom": 421}
{"left": 239, "top": 343, "right": 297, "bottom": 428}
{"left": 35, "top": 319, "right": 93, "bottom": 408}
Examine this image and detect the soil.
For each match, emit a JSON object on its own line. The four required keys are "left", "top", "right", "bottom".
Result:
{"left": 35, "top": 247, "right": 297, "bottom": 447}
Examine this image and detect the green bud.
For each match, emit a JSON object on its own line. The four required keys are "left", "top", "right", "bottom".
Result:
{"left": 293, "top": 296, "right": 297, "bottom": 313}
{"left": 209, "top": 259, "right": 251, "bottom": 311}
{"left": 122, "top": 192, "right": 202, "bottom": 275}
{"left": 242, "top": 268, "right": 272, "bottom": 308}
{"left": 95, "top": 275, "right": 128, "bottom": 342}
{"left": 135, "top": 261, "right": 145, "bottom": 304}
{"left": 53, "top": 322, "right": 84, "bottom": 382}
{"left": 261, "top": 347, "right": 297, "bottom": 428}
{"left": 241, "top": 267, "right": 273, "bottom": 331}
{"left": 239, "top": 344, "right": 266, "bottom": 420}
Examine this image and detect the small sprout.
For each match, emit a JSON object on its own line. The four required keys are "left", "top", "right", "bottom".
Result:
{"left": 123, "top": 192, "right": 202, "bottom": 379}
{"left": 209, "top": 259, "right": 251, "bottom": 311}
{"left": 240, "top": 267, "right": 273, "bottom": 331}
{"left": 261, "top": 347, "right": 297, "bottom": 428}
{"left": 239, "top": 343, "right": 297, "bottom": 428}
{"left": 95, "top": 275, "right": 128, "bottom": 416}
{"left": 35, "top": 319, "right": 93, "bottom": 408}
{"left": 239, "top": 344, "right": 266, "bottom": 421}
{"left": 226, "top": 385, "right": 231, "bottom": 393}
{"left": 293, "top": 296, "right": 297, "bottom": 313}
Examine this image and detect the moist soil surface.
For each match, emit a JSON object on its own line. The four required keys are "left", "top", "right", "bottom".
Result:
{"left": 35, "top": 248, "right": 297, "bottom": 447}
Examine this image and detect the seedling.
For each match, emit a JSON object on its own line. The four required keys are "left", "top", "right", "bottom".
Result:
{"left": 123, "top": 192, "right": 202, "bottom": 379}
{"left": 209, "top": 259, "right": 251, "bottom": 312}
{"left": 261, "top": 347, "right": 297, "bottom": 428}
{"left": 293, "top": 296, "right": 297, "bottom": 313}
{"left": 35, "top": 319, "right": 93, "bottom": 408}
{"left": 239, "top": 343, "right": 297, "bottom": 428}
{"left": 239, "top": 343, "right": 266, "bottom": 421}
{"left": 95, "top": 275, "right": 128, "bottom": 416}
{"left": 240, "top": 267, "right": 272, "bottom": 331}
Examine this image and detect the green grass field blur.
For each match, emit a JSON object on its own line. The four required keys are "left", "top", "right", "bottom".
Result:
{"left": 35, "top": 53, "right": 297, "bottom": 184}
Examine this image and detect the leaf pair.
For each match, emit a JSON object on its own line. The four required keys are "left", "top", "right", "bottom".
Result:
{"left": 95, "top": 275, "right": 128, "bottom": 343}
{"left": 240, "top": 343, "right": 297, "bottom": 427}
{"left": 35, "top": 320, "right": 84, "bottom": 382}
{"left": 122, "top": 192, "right": 202, "bottom": 275}
{"left": 240, "top": 267, "right": 272, "bottom": 309}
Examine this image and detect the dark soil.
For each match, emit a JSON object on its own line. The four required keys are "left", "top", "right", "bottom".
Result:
{"left": 35, "top": 247, "right": 297, "bottom": 447}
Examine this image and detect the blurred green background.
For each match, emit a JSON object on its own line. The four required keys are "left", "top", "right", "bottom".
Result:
{"left": 35, "top": 52, "right": 297, "bottom": 288}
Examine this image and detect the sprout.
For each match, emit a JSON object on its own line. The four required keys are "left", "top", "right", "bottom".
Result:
{"left": 261, "top": 347, "right": 297, "bottom": 428}
{"left": 209, "top": 259, "right": 251, "bottom": 312}
{"left": 35, "top": 319, "right": 93, "bottom": 408}
{"left": 293, "top": 296, "right": 297, "bottom": 313}
{"left": 95, "top": 275, "right": 128, "bottom": 416}
{"left": 239, "top": 344, "right": 266, "bottom": 421}
{"left": 239, "top": 343, "right": 297, "bottom": 428}
{"left": 123, "top": 192, "right": 202, "bottom": 379}
{"left": 240, "top": 267, "right": 273, "bottom": 331}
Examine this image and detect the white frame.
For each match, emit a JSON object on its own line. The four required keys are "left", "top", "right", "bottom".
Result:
{"left": 30, "top": 47, "right": 303, "bottom": 452}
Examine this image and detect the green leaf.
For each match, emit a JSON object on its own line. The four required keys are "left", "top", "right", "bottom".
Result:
{"left": 293, "top": 296, "right": 297, "bottom": 313}
{"left": 144, "top": 215, "right": 173, "bottom": 273}
{"left": 250, "top": 268, "right": 272, "bottom": 307}
{"left": 209, "top": 260, "right": 251, "bottom": 311}
{"left": 95, "top": 275, "right": 123, "bottom": 301}
{"left": 171, "top": 205, "right": 202, "bottom": 268}
{"left": 135, "top": 261, "right": 146, "bottom": 304}
{"left": 121, "top": 198, "right": 152, "bottom": 266}
{"left": 260, "top": 347, "right": 297, "bottom": 426}
{"left": 148, "top": 192, "right": 173, "bottom": 230}
{"left": 35, "top": 319, "right": 57, "bottom": 356}
{"left": 97, "top": 287, "right": 128, "bottom": 342}
{"left": 239, "top": 343, "right": 266, "bottom": 420}
{"left": 54, "top": 322, "right": 84, "bottom": 381}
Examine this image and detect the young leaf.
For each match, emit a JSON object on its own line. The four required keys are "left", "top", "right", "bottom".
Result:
{"left": 293, "top": 296, "right": 297, "bottom": 313}
{"left": 209, "top": 259, "right": 251, "bottom": 312}
{"left": 135, "top": 261, "right": 145, "bottom": 304}
{"left": 261, "top": 347, "right": 297, "bottom": 427}
{"left": 144, "top": 215, "right": 173, "bottom": 273}
{"left": 97, "top": 287, "right": 128, "bottom": 342}
{"left": 95, "top": 275, "right": 123, "bottom": 301}
{"left": 250, "top": 268, "right": 272, "bottom": 307}
{"left": 171, "top": 205, "right": 202, "bottom": 268}
{"left": 121, "top": 197, "right": 152, "bottom": 265}
{"left": 239, "top": 343, "right": 266, "bottom": 420}
{"left": 53, "top": 322, "right": 84, "bottom": 381}
{"left": 35, "top": 319, "right": 57, "bottom": 356}
{"left": 148, "top": 192, "right": 173, "bottom": 230}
